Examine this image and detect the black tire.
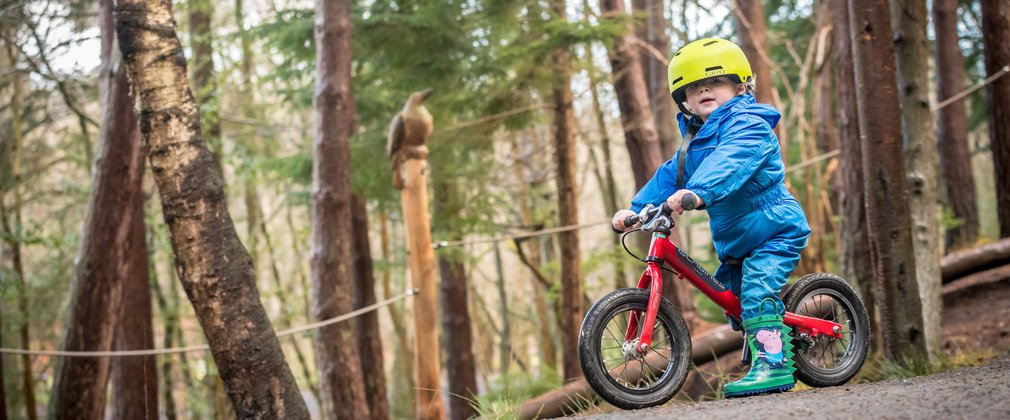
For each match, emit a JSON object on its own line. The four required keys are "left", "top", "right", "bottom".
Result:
{"left": 783, "top": 273, "right": 870, "bottom": 387}
{"left": 578, "top": 288, "right": 692, "bottom": 409}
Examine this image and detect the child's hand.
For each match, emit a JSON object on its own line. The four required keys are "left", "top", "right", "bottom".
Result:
{"left": 666, "top": 190, "right": 705, "bottom": 215}
{"left": 612, "top": 209, "right": 638, "bottom": 232}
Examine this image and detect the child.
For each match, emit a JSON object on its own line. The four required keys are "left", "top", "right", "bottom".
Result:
{"left": 611, "top": 37, "right": 811, "bottom": 398}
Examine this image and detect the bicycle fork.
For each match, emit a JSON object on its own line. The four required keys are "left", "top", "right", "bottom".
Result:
{"left": 625, "top": 234, "right": 668, "bottom": 355}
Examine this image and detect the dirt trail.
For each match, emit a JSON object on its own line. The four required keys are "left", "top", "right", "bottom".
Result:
{"left": 577, "top": 354, "right": 1010, "bottom": 419}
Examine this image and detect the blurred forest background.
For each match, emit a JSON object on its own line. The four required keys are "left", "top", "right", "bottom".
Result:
{"left": 1, "top": 0, "right": 1008, "bottom": 419}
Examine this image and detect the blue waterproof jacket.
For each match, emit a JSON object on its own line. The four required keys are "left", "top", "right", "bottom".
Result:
{"left": 629, "top": 94, "right": 810, "bottom": 320}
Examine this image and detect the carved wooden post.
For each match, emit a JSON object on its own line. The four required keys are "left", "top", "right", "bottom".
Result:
{"left": 389, "top": 90, "right": 444, "bottom": 419}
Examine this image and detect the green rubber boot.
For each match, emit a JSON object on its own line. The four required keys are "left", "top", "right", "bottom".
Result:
{"left": 723, "top": 313, "right": 796, "bottom": 398}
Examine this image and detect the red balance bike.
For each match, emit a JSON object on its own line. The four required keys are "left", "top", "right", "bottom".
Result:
{"left": 578, "top": 198, "right": 870, "bottom": 409}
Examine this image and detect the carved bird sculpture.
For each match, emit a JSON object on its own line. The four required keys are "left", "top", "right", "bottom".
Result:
{"left": 387, "top": 88, "right": 434, "bottom": 190}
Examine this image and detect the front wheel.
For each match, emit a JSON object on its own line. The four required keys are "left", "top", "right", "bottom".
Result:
{"left": 578, "top": 288, "right": 692, "bottom": 409}
{"left": 784, "top": 273, "right": 870, "bottom": 387}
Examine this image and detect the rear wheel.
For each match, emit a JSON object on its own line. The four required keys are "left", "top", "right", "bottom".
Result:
{"left": 578, "top": 288, "right": 691, "bottom": 409}
{"left": 784, "top": 273, "right": 870, "bottom": 387}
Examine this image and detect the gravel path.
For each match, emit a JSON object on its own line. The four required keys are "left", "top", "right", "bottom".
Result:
{"left": 578, "top": 355, "right": 1010, "bottom": 419}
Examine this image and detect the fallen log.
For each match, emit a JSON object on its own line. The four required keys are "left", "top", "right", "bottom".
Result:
{"left": 941, "top": 238, "right": 1010, "bottom": 283}
{"left": 518, "top": 324, "right": 743, "bottom": 419}
{"left": 941, "top": 263, "right": 1010, "bottom": 298}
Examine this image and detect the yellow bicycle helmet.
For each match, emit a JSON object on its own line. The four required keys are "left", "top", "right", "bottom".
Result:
{"left": 668, "top": 38, "right": 753, "bottom": 115}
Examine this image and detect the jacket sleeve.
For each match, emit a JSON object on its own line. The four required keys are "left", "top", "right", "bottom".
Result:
{"left": 684, "top": 115, "right": 777, "bottom": 206}
{"left": 629, "top": 151, "right": 679, "bottom": 212}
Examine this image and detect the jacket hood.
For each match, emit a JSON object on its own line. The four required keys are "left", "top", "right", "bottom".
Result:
{"left": 677, "top": 94, "right": 781, "bottom": 138}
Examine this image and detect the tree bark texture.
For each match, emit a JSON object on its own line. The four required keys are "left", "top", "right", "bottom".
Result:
{"left": 48, "top": 0, "right": 149, "bottom": 415}
{"left": 103, "top": 2, "right": 158, "bottom": 417}
{"left": 932, "top": 0, "right": 979, "bottom": 249}
{"left": 399, "top": 158, "right": 445, "bottom": 419}
{"left": 890, "top": 0, "right": 942, "bottom": 360}
{"left": 114, "top": 1, "right": 310, "bottom": 418}
{"left": 111, "top": 191, "right": 158, "bottom": 420}
{"left": 848, "top": 0, "right": 928, "bottom": 361}
{"left": 311, "top": 0, "right": 371, "bottom": 418}
{"left": 831, "top": 0, "right": 877, "bottom": 351}
{"left": 350, "top": 194, "right": 391, "bottom": 420}
{"left": 633, "top": 0, "right": 679, "bottom": 158}
{"left": 599, "top": 0, "right": 664, "bottom": 189}
{"left": 981, "top": 0, "right": 1010, "bottom": 238}
{"left": 552, "top": 0, "right": 584, "bottom": 383}
{"left": 437, "top": 250, "right": 478, "bottom": 420}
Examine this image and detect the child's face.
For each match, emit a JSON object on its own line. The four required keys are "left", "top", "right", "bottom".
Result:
{"left": 683, "top": 76, "right": 746, "bottom": 120}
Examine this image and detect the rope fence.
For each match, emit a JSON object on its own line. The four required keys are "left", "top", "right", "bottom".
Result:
{"left": 0, "top": 289, "right": 417, "bottom": 358}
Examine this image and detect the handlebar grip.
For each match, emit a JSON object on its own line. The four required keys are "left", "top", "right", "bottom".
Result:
{"left": 624, "top": 215, "right": 641, "bottom": 228}
{"left": 681, "top": 193, "right": 699, "bottom": 211}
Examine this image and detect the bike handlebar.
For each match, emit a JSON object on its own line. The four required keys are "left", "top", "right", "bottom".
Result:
{"left": 623, "top": 203, "right": 672, "bottom": 228}
{"left": 617, "top": 192, "right": 701, "bottom": 232}
{"left": 681, "top": 192, "right": 699, "bottom": 211}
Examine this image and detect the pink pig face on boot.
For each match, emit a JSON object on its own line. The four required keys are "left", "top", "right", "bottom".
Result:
{"left": 756, "top": 329, "right": 783, "bottom": 354}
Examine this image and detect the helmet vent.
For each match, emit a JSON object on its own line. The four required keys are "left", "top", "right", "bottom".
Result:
{"left": 705, "top": 66, "right": 723, "bottom": 72}
{"left": 671, "top": 76, "right": 683, "bottom": 85}
{"left": 703, "top": 40, "right": 719, "bottom": 46}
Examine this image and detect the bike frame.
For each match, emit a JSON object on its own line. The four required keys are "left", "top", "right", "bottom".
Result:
{"left": 627, "top": 230, "right": 843, "bottom": 353}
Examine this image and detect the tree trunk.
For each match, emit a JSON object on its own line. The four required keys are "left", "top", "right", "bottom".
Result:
{"left": 848, "top": 0, "right": 928, "bottom": 362}
{"left": 493, "top": 242, "right": 512, "bottom": 374}
{"left": 599, "top": 0, "right": 664, "bottom": 188}
{"left": 311, "top": 0, "right": 370, "bottom": 418}
{"left": 809, "top": 0, "right": 837, "bottom": 274}
{"left": 552, "top": 0, "right": 584, "bottom": 383}
{"left": 981, "top": 0, "right": 1010, "bottom": 238}
{"left": 932, "top": 0, "right": 979, "bottom": 249}
{"left": 831, "top": 0, "right": 878, "bottom": 352}
{"left": 890, "top": 0, "right": 943, "bottom": 360}
{"left": 633, "top": 0, "right": 679, "bottom": 158}
{"left": 102, "top": 2, "right": 158, "bottom": 417}
{"left": 350, "top": 194, "right": 391, "bottom": 420}
{"left": 188, "top": 0, "right": 223, "bottom": 179}
{"left": 733, "top": 0, "right": 785, "bottom": 151}
{"left": 437, "top": 249, "right": 478, "bottom": 420}
{"left": 732, "top": 0, "right": 775, "bottom": 106}
{"left": 511, "top": 136, "right": 558, "bottom": 371}
{"left": 114, "top": 1, "right": 310, "bottom": 417}
{"left": 48, "top": 0, "right": 150, "bottom": 414}
{"left": 2, "top": 32, "right": 38, "bottom": 420}
{"left": 111, "top": 191, "right": 158, "bottom": 420}
{"left": 257, "top": 198, "right": 321, "bottom": 404}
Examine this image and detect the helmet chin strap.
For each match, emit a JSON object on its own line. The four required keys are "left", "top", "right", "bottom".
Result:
{"left": 681, "top": 102, "right": 694, "bottom": 116}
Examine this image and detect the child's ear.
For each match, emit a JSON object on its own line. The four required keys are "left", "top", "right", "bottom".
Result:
{"left": 737, "top": 84, "right": 747, "bottom": 95}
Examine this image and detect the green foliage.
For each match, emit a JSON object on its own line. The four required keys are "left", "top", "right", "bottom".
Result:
{"left": 856, "top": 351, "right": 982, "bottom": 383}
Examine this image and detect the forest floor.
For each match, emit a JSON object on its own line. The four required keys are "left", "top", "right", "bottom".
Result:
{"left": 573, "top": 275, "right": 1010, "bottom": 419}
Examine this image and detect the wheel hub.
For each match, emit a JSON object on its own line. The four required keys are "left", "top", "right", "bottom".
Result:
{"left": 622, "top": 339, "right": 642, "bottom": 361}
